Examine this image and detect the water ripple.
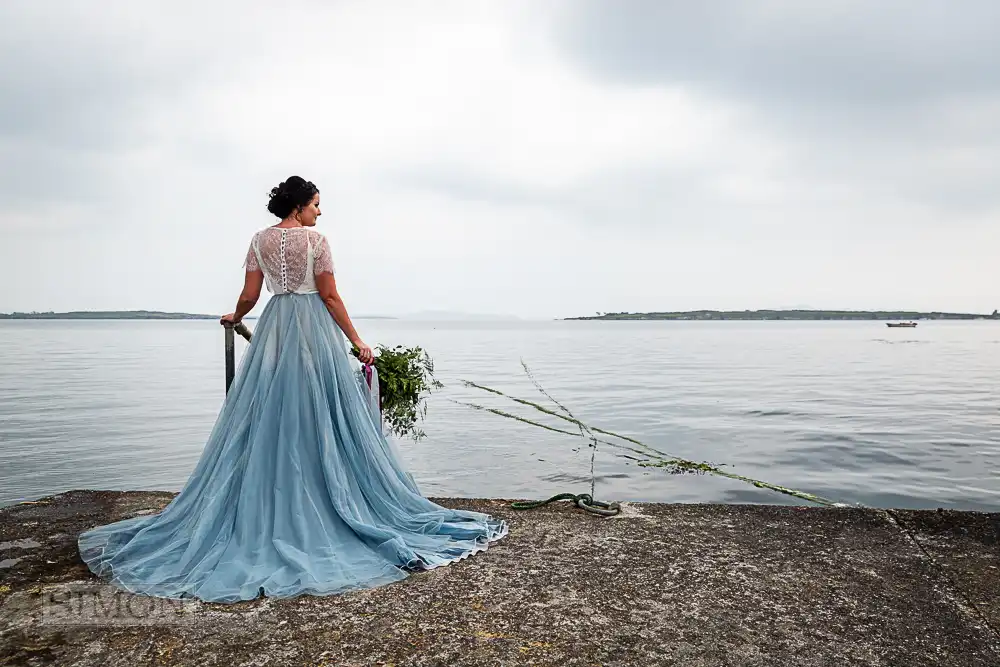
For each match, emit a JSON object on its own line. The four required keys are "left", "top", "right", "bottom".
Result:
{"left": 1, "top": 319, "right": 998, "bottom": 511}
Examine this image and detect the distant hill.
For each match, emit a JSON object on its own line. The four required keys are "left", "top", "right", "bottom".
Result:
{"left": 0, "top": 311, "right": 219, "bottom": 320}
{"left": 569, "top": 309, "right": 1000, "bottom": 321}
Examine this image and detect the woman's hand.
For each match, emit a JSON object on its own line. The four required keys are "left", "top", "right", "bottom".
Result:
{"left": 220, "top": 313, "right": 240, "bottom": 326}
{"left": 353, "top": 341, "right": 375, "bottom": 365}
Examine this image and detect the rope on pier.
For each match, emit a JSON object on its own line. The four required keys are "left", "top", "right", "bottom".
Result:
{"left": 511, "top": 493, "right": 621, "bottom": 517}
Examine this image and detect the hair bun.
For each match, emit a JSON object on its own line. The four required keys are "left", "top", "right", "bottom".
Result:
{"left": 266, "top": 176, "right": 319, "bottom": 219}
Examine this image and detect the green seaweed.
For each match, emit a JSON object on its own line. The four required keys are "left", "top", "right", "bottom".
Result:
{"left": 459, "top": 366, "right": 847, "bottom": 507}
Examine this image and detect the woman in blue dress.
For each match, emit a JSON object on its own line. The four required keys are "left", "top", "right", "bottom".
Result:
{"left": 78, "top": 176, "right": 507, "bottom": 603}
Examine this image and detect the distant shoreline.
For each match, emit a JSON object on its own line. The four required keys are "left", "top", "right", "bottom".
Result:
{"left": 568, "top": 309, "right": 1000, "bottom": 321}
{"left": 4, "top": 309, "right": 998, "bottom": 322}
{"left": 0, "top": 311, "right": 220, "bottom": 320}
{"left": 0, "top": 310, "right": 396, "bottom": 321}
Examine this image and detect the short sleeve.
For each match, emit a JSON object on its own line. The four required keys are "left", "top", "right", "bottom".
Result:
{"left": 312, "top": 232, "right": 335, "bottom": 275}
{"left": 243, "top": 234, "right": 260, "bottom": 272}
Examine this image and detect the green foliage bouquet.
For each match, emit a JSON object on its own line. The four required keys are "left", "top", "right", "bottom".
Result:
{"left": 353, "top": 344, "right": 443, "bottom": 440}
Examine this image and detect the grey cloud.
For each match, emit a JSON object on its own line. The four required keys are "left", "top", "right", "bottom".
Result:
{"left": 555, "top": 1, "right": 1000, "bottom": 108}
{"left": 0, "top": 6, "right": 213, "bottom": 150}
{"left": 552, "top": 1, "right": 1000, "bottom": 219}
{"left": 1, "top": 1, "right": 997, "bottom": 316}
{"left": 0, "top": 142, "right": 109, "bottom": 211}
{"left": 391, "top": 161, "right": 746, "bottom": 234}
{"left": 0, "top": 2, "right": 264, "bottom": 223}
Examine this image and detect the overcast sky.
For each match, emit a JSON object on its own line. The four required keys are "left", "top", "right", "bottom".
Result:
{"left": 2, "top": 1, "right": 997, "bottom": 318}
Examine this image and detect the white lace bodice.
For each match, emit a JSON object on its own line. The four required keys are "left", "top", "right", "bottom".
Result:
{"left": 244, "top": 227, "right": 335, "bottom": 295}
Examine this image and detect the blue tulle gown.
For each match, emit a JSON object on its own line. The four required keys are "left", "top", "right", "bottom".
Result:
{"left": 78, "top": 226, "right": 507, "bottom": 603}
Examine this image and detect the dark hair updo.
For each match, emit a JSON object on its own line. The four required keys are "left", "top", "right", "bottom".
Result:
{"left": 266, "top": 176, "right": 319, "bottom": 218}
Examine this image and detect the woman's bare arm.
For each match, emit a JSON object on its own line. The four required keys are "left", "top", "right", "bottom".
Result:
{"left": 221, "top": 270, "right": 263, "bottom": 324}
{"left": 316, "top": 272, "right": 373, "bottom": 363}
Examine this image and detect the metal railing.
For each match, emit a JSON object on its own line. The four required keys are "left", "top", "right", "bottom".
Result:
{"left": 221, "top": 322, "right": 253, "bottom": 394}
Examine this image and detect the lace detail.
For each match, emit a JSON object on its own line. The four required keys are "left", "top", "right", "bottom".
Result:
{"left": 251, "top": 227, "right": 325, "bottom": 293}
{"left": 313, "top": 233, "right": 334, "bottom": 275}
{"left": 244, "top": 241, "right": 260, "bottom": 272}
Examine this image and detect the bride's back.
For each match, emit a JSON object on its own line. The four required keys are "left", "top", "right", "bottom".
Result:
{"left": 245, "top": 227, "right": 335, "bottom": 295}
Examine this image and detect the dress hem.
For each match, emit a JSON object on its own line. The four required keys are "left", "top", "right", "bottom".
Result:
{"left": 79, "top": 516, "right": 510, "bottom": 604}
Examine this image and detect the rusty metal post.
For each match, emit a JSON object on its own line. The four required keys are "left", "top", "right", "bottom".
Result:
{"left": 224, "top": 324, "right": 236, "bottom": 394}
{"left": 223, "top": 321, "right": 253, "bottom": 394}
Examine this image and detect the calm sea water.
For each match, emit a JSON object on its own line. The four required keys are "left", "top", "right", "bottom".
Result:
{"left": 0, "top": 319, "right": 997, "bottom": 510}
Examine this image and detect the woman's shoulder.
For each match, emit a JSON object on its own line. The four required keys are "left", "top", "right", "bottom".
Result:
{"left": 306, "top": 228, "right": 330, "bottom": 244}
{"left": 250, "top": 226, "right": 328, "bottom": 246}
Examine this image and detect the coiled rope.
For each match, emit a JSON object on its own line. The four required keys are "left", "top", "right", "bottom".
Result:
{"left": 511, "top": 493, "right": 621, "bottom": 517}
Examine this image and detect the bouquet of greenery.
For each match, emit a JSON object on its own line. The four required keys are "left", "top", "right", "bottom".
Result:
{"left": 352, "top": 344, "right": 443, "bottom": 440}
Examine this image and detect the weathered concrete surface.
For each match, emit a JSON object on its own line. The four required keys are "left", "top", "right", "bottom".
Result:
{"left": 1, "top": 490, "right": 998, "bottom": 666}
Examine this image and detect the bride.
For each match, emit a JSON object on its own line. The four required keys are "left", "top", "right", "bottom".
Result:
{"left": 78, "top": 176, "right": 507, "bottom": 603}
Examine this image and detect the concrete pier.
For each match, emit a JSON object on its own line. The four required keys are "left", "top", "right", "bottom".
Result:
{"left": 1, "top": 490, "right": 999, "bottom": 666}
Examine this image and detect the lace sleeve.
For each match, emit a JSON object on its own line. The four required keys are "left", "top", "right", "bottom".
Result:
{"left": 244, "top": 234, "right": 260, "bottom": 272}
{"left": 313, "top": 232, "right": 335, "bottom": 275}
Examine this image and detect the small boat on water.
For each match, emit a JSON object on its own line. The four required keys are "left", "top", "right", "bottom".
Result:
{"left": 886, "top": 321, "right": 918, "bottom": 328}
